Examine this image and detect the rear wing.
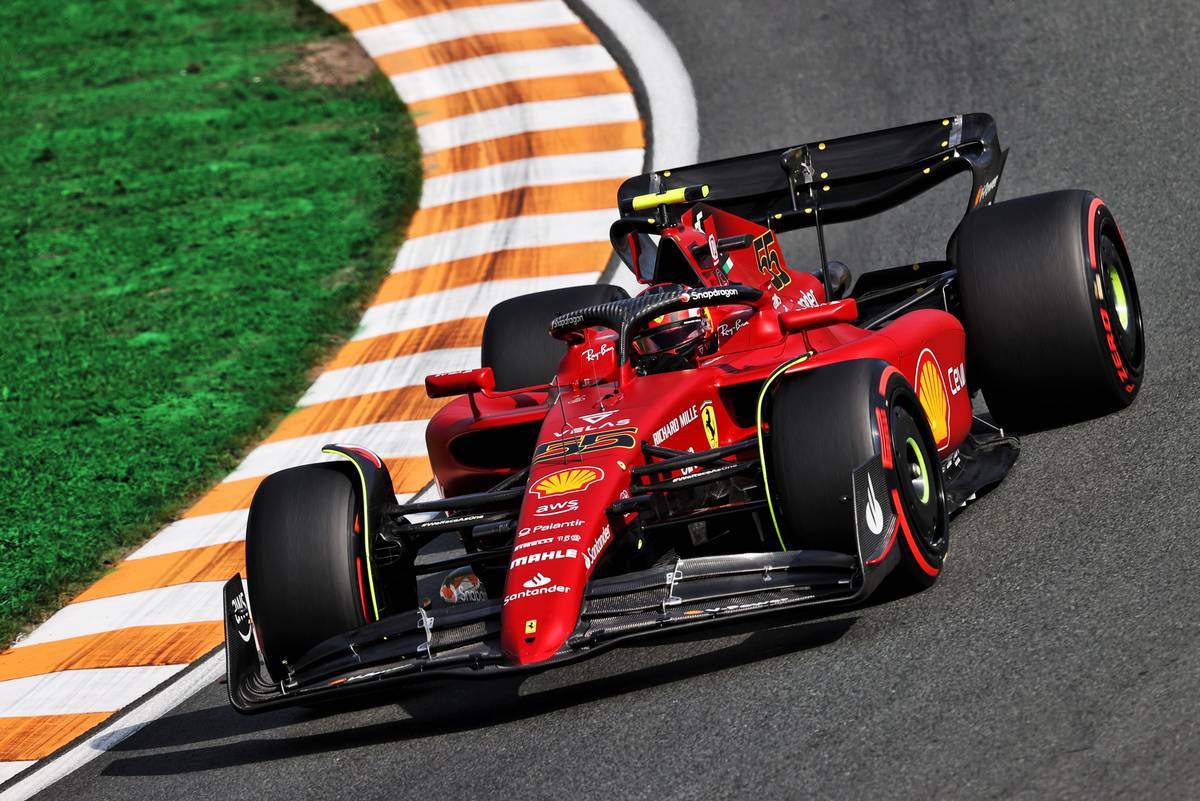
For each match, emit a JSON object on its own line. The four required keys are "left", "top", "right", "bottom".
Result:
{"left": 615, "top": 113, "right": 1005, "bottom": 232}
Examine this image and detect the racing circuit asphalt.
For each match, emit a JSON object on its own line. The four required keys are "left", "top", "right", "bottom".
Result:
{"left": 36, "top": 2, "right": 1200, "bottom": 798}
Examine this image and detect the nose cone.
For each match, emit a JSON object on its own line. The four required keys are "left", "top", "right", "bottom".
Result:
{"left": 501, "top": 569, "right": 584, "bottom": 665}
{"left": 499, "top": 463, "right": 621, "bottom": 665}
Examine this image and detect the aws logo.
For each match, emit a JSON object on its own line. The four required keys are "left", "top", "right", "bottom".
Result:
{"left": 914, "top": 348, "right": 950, "bottom": 448}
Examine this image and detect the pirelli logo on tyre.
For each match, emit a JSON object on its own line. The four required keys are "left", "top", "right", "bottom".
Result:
{"left": 914, "top": 348, "right": 950, "bottom": 448}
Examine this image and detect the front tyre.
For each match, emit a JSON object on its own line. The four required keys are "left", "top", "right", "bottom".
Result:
{"left": 246, "top": 462, "right": 366, "bottom": 681}
{"left": 766, "top": 360, "right": 948, "bottom": 588}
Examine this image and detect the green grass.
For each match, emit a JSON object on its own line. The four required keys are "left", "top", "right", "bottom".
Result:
{"left": 0, "top": 0, "right": 421, "bottom": 644}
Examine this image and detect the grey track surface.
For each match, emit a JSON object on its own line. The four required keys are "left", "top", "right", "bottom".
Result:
{"left": 37, "top": 2, "right": 1200, "bottom": 799}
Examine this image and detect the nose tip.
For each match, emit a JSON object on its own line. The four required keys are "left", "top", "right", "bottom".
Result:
{"left": 502, "top": 609, "right": 575, "bottom": 665}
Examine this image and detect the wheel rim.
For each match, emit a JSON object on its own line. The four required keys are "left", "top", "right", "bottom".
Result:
{"left": 1099, "top": 233, "right": 1143, "bottom": 370}
{"left": 1106, "top": 264, "right": 1129, "bottom": 329}
{"left": 904, "top": 436, "right": 930, "bottom": 505}
{"left": 889, "top": 402, "right": 946, "bottom": 553}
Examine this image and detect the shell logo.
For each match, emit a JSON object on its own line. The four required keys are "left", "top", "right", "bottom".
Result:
{"left": 915, "top": 349, "right": 950, "bottom": 448}
{"left": 531, "top": 467, "right": 604, "bottom": 498}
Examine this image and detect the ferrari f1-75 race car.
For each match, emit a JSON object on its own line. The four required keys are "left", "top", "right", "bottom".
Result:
{"left": 223, "top": 113, "right": 1144, "bottom": 711}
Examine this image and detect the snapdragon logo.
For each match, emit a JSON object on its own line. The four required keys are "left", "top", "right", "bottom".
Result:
{"left": 689, "top": 286, "right": 740, "bottom": 301}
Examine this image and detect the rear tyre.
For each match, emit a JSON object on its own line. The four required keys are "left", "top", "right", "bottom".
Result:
{"left": 952, "top": 190, "right": 1144, "bottom": 430}
{"left": 246, "top": 462, "right": 365, "bottom": 681}
{"left": 767, "top": 360, "right": 948, "bottom": 587}
{"left": 482, "top": 284, "right": 628, "bottom": 391}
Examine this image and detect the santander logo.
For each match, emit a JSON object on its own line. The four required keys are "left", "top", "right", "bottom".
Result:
{"left": 522, "top": 572, "right": 551, "bottom": 589}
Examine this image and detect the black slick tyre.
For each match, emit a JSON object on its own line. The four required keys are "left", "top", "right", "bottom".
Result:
{"left": 952, "top": 190, "right": 1144, "bottom": 430}
{"left": 767, "top": 359, "right": 948, "bottom": 588}
{"left": 246, "top": 462, "right": 365, "bottom": 681}
{"left": 482, "top": 284, "right": 628, "bottom": 391}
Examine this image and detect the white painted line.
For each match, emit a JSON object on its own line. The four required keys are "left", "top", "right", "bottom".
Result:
{"left": 354, "top": 272, "right": 597, "bottom": 341}
{"left": 353, "top": 1, "right": 578, "bottom": 58}
{"left": 11, "top": 584, "right": 226, "bottom": 649}
{"left": 575, "top": 0, "right": 696, "bottom": 172}
{"left": 417, "top": 92, "right": 638, "bottom": 152}
{"left": 575, "top": 0, "right": 698, "bottom": 295}
{"left": 0, "top": 651, "right": 223, "bottom": 801}
{"left": 0, "top": 665, "right": 185, "bottom": 717}
{"left": 298, "top": 346, "right": 479, "bottom": 407}
{"left": 392, "top": 208, "right": 613, "bottom": 272}
{"left": 390, "top": 44, "right": 614, "bottom": 103}
{"left": 419, "top": 148, "right": 642, "bottom": 207}
{"left": 223, "top": 420, "right": 429, "bottom": 483}
{"left": 0, "top": 763, "right": 33, "bottom": 787}
{"left": 126, "top": 509, "right": 250, "bottom": 561}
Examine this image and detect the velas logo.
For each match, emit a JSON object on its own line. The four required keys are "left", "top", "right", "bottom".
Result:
{"left": 915, "top": 348, "right": 950, "bottom": 448}
{"left": 531, "top": 467, "right": 604, "bottom": 497}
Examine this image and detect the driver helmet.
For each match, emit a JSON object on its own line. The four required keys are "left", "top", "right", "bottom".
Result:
{"left": 631, "top": 305, "right": 714, "bottom": 361}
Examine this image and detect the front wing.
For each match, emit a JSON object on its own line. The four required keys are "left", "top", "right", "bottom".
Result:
{"left": 224, "top": 546, "right": 888, "bottom": 713}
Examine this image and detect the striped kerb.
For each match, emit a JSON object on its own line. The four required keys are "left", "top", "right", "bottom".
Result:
{"left": 0, "top": 0, "right": 643, "bottom": 780}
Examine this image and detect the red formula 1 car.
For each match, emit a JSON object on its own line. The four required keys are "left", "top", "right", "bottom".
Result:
{"left": 223, "top": 113, "right": 1144, "bottom": 710}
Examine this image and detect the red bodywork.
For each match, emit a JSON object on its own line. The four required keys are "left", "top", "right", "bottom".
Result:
{"left": 425, "top": 204, "right": 970, "bottom": 666}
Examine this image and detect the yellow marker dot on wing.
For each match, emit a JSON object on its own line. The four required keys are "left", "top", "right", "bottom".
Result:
{"left": 942, "top": 118, "right": 950, "bottom": 126}
{"left": 922, "top": 167, "right": 931, "bottom": 174}
{"left": 818, "top": 142, "right": 826, "bottom": 150}
{"left": 941, "top": 140, "right": 949, "bottom": 147}
{"left": 820, "top": 171, "right": 828, "bottom": 179}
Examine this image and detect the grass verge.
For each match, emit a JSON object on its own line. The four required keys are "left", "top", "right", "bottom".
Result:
{"left": 0, "top": 0, "right": 421, "bottom": 644}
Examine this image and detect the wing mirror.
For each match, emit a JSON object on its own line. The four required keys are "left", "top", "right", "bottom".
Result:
{"left": 425, "top": 367, "right": 496, "bottom": 398}
{"left": 778, "top": 298, "right": 858, "bottom": 334}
